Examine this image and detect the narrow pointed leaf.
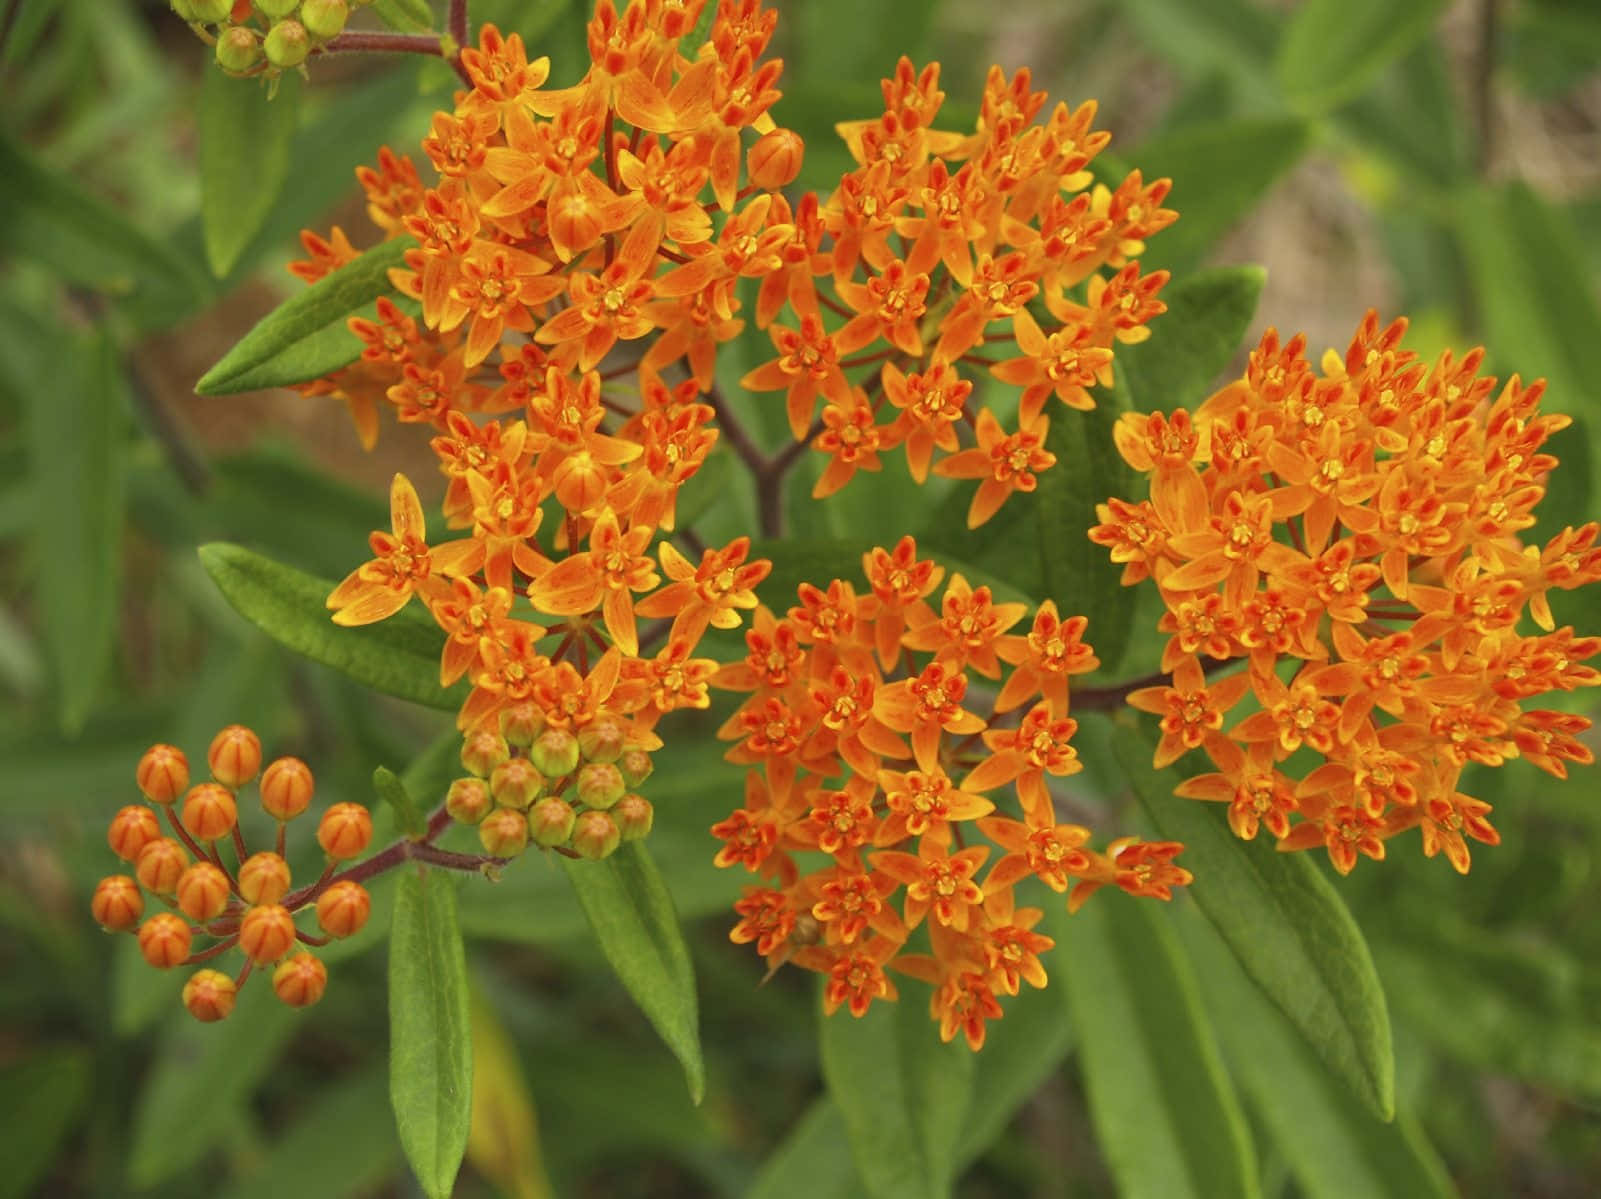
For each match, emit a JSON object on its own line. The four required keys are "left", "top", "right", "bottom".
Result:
{"left": 561, "top": 842, "right": 705, "bottom": 1102}
{"left": 374, "top": 765, "right": 427, "bottom": 837}
{"left": 217, "top": 294, "right": 424, "bottom": 394}
{"left": 1278, "top": 0, "right": 1450, "bottom": 115}
{"left": 1114, "top": 725, "right": 1396, "bottom": 1119}
{"left": 390, "top": 869, "right": 473, "bottom": 1199}
{"left": 201, "top": 70, "right": 301, "bottom": 278}
{"left": 819, "top": 991, "right": 975, "bottom": 1199}
{"left": 0, "top": 1047, "right": 92, "bottom": 1199}
{"left": 748, "top": 1100, "right": 868, "bottom": 1199}
{"left": 219, "top": 1070, "right": 399, "bottom": 1199}
{"left": 1119, "top": 266, "right": 1265, "bottom": 412}
{"left": 198, "top": 542, "right": 455, "bottom": 710}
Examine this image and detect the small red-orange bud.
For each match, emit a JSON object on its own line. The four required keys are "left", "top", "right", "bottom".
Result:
{"left": 618, "top": 748, "right": 654, "bottom": 787}
{"left": 208, "top": 725, "right": 262, "bottom": 788}
{"left": 182, "top": 969, "right": 237, "bottom": 1022}
{"left": 108, "top": 805, "right": 162, "bottom": 861}
{"left": 239, "top": 904, "right": 297, "bottom": 964}
{"left": 748, "top": 128, "right": 805, "bottom": 190}
{"left": 316, "top": 880, "right": 371, "bottom": 938}
{"left": 490, "top": 757, "right": 544, "bottom": 810}
{"left": 273, "top": 952, "right": 328, "bottom": 1006}
{"left": 446, "top": 777, "right": 492, "bottom": 825}
{"left": 461, "top": 728, "right": 510, "bottom": 777}
{"left": 91, "top": 875, "right": 144, "bottom": 931}
{"left": 529, "top": 796, "right": 577, "bottom": 848}
{"left": 317, "top": 803, "right": 372, "bottom": 859}
{"left": 137, "top": 744, "right": 190, "bottom": 804}
{"left": 530, "top": 728, "right": 580, "bottom": 779}
{"left": 478, "top": 808, "right": 529, "bottom": 857}
{"left": 175, "top": 862, "right": 231, "bottom": 922}
{"left": 138, "top": 913, "right": 193, "bottom": 968}
{"left": 135, "top": 838, "right": 189, "bottom": 895}
{"left": 574, "top": 762, "right": 626, "bottom": 810}
{"left": 499, "top": 700, "right": 545, "bottom": 748}
{"left": 238, "top": 852, "right": 292, "bottom": 905}
{"left": 260, "top": 756, "right": 315, "bottom": 821}
{"left": 613, "top": 794, "right": 654, "bottom": 842}
{"left": 571, "top": 811, "right": 620, "bottom": 860}
{"left": 577, "top": 716, "right": 626, "bottom": 763}
{"left": 182, "top": 783, "right": 238, "bottom": 843}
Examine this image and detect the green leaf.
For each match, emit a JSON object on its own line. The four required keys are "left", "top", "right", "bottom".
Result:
{"left": 1119, "top": 266, "right": 1265, "bottom": 412}
{"left": 561, "top": 842, "right": 705, "bottom": 1102}
{"left": 1336, "top": 39, "right": 1470, "bottom": 185}
{"left": 1278, "top": 0, "right": 1450, "bottom": 115}
{"left": 819, "top": 991, "right": 975, "bottom": 1199}
{"left": 219, "top": 1070, "right": 400, "bottom": 1199}
{"left": 0, "top": 1046, "right": 92, "bottom": 1199}
{"left": 195, "top": 237, "right": 415, "bottom": 395}
{"left": 201, "top": 70, "right": 301, "bottom": 278}
{"left": 375, "top": 765, "right": 427, "bottom": 837}
{"left": 373, "top": 0, "right": 437, "bottom": 31}
{"left": 218, "top": 295, "right": 424, "bottom": 394}
{"left": 390, "top": 868, "right": 474, "bottom": 1199}
{"left": 1056, "top": 893, "right": 1259, "bottom": 1199}
{"left": 198, "top": 542, "right": 456, "bottom": 710}
{"left": 748, "top": 1101, "right": 868, "bottom": 1199}
{"left": 1115, "top": 725, "right": 1396, "bottom": 1120}
{"left": 1183, "top": 911, "right": 1454, "bottom": 1199}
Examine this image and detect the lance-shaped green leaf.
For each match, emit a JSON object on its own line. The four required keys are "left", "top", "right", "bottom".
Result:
{"left": 198, "top": 542, "right": 455, "bottom": 710}
{"left": 390, "top": 869, "right": 473, "bottom": 1199}
{"left": 819, "top": 990, "right": 976, "bottom": 1199}
{"left": 561, "top": 842, "right": 705, "bottom": 1102}
{"left": 1056, "top": 893, "right": 1260, "bottom": 1199}
{"left": 1277, "top": 0, "right": 1450, "bottom": 116}
{"left": 374, "top": 765, "right": 427, "bottom": 837}
{"left": 0, "top": 1046, "right": 92, "bottom": 1199}
{"left": 196, "top": 237, "right": 414, "bottom": 395}
{"left": 1114, "top": 725, "right": 1396, "bottom": 1119}
{"left": 748, "top": 1100, "right": 868, "bottom": 1199}
{"left": 1118, "top": 266, "right": 1264, "bottom": 412}
{"left": 201, "top": 69, "right": 301, "bottom": 278}
{"left": 219, "top": 1070, "right": 399, "bottom": 1199}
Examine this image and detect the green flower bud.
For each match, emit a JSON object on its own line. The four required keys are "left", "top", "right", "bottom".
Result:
{"left": 461, "top": 728, "right": 510, "bottom": 778}
{"left": 571, "top": 810, "right": 620, "bottom": 860}
{"left": 530, "top": 728, "right": 580, "bottom": 780}
{"left": 263, "top": 19, "right": 310, "bottom": 69}
{"left": 188, "top": 0, "right": 233, "bottom": 22}
{"left": 300, "top": 0, "right": 349, "bottom": 41}
{"left": 618, "top": 747, "right": 654, "bottom": 787}
{"left": 490, "top": 757, "right": 544, "bottom": 811}
{"left": 499, "top": 700, "right": 544, "bottom": 748}
{"left": 215, "top": 26, "right": 262, "bottom": 72}
{"left": 529, "top": 797, "right": 577, "bottom": 848}
{"left": 256, "top": 0, "right": 299, "bottom": 17}
{"left": 613, "top": 794, "right": 654, "bottom": 842}
{"left": 574, "top": 761, "right": 626, "bottom": 811}
{"left": 479, "top": 809, "right": 529, "bottom": 858}
{"left": 446, "top": 777, "right": 492, "bottom": 825}
{"left": 577, "top": 715, "right": 626, "bottom": 764}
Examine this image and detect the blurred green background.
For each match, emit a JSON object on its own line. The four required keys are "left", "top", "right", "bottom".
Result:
{"left": 1, "top": 0, "right": 1599, "bottom": 1195}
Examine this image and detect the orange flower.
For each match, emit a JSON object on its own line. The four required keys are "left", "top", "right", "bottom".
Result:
{"left": 328, "top": 475, "right": 472, "bottom": 625}
{"left": 933, "top": 408, "right": 1056, "bottom": 528}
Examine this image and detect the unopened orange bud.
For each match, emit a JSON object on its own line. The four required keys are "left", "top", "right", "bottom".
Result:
{"left": 138, "top": 913, "right": 193, "bottom": 969}
{"left": 135, "top": 838, "right": 189, "bottom": 895}
{"left": 446, "top": 777, "right": 492, "bottom": 825}
{"left": 575, "top": 762, "right": 626, "bottom": 810}
{"left": 490, "top": 757, "right": 544, "bottom": 810}
{"left": 239, "top": 903, "right": 297, "bottom": 964}
{"left": 91, "top": 875, "right": 144, "bottom": 931}
{"left": 577, "top": 716, "right": 626, "bottom": 763}
{"left": 530, "top": 728, "right": 580, "bottom": 779}
{"left": 137, "top": 744, "right": 190, "bottom": 804}
{"left": 238, "top": 852, "right": 291, "bottom": 905}
{"left": 260, "top": 756, "right": 315, "bottom": 821}
{"left": 176, "top": 862, "right": 231, "bottom": 922}
{"left": 748, "top": 128, "right": 805, "bottom": 190}
{"left": 108, "top": 805, "right": 162, "bottom": 861}
{"left": 182, "top": 969, "right": 237, "bottom": 1022}
{"left": 461, "top": 728, "right": 510, "bottom": 777}
{"left": 317, "top": 803, "right": 372, "bottom": 860}
{"left": 316, "top": 880, "right": 370, "bottom": 938}
{"left": 572, "top": 810, "right": 620, "bottom": 860}
{"left": 182, "top": 783, "right": 238, "bottom": 843}
{"left": 499, "top": 701, "right": 545, "bottom": 748}
{"left": 479, "top": 808, "right": 529, "bottom": 857}
{"left": 273, "top": 952, "right": 328, "bottom": 1007}
{"left": 618, "top": 747, "right": 654, "bottom": 787}
{"left": 614, "top": 794, "right": 654, "bottom": 842}
{"left": 207, "top": 725, "right": 262, "bottom": 788}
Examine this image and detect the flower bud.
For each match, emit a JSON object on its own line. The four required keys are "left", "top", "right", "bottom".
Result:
{"left": 300, "top": 0, "right": 349, "bottom": 42}
{"left": 574, "top": 762, "right": 626, "bottom": 810}
{"left": 499, "top": 700, "right": 544, "bottom": 748}
{"left": 273, "top": 951, "right": 329, "bottom": 1006}
{"left": 264, "top": 19, "right": 311, "bottom": 69}
{"left": 215, "top": 25, "right": 262, "bottom": 73}
{"left": 479, "top": 809, "right": 529, "bottom": 857}
{"left": 461, "top": 728, "right": 510, "bottom": 777}
{"left": 490, "top": 757, "right": 544, "bottom": 810}
{"left": 618, "top": 747, "right": 654, "bottom": 787}
{"left": 91, "top": 875, "right": 144, "bottom": 931}
{"left": 571, "top": 810, "right": 620, "bottom": 860}
{"left": 138, "top": 913, "right": 193, "bottom": 969}
{"left": 528, "top": 796, "right": 577, "bottom": 848}
{"left": 577, "top": 715, "right": 626, "bottom": 763}
{"left": 108, "top": 805, "right": 162, "bottom": 861}
{"left": 208, "top": 724, "right": 262, "bottom": 788}
{"left": 317, "top": 802, "right": 372, "bottom": 860}
{"left": 530, "top": 728, "right": 580, "bottom": 779}
{"left": 135, "top": 838, "right": 189, "bottom": 895}
{"left": 316, "top": 880, "right": 371, "bottom": 938}
{"left": 260, "top": 756, "right": 314, "bottom": 820}
{"left": 186, "top": 0, "right": 232, "bottom": 21}
{"left": 748, "top": 128, "right": 805, "bottom": 190}
{"left": 137, "top": 744, "right": 190, "bottom": 804}
{"left": 239, "top": 903, "right": 297, "bottom": 964}
{"left": 176, "top": 862, "right": 231, "bottom": 922}
{"left": 170, "top": 0, "right": 197, "bottom": 19}
{"left": 183, "top": 969, "right": 237, "bottom": 1022}
{"left": 238, "top": 852, "right": 292, "bottom": 905}
{"left": 256, "top": 0, "right": 298, "bottom": 17}
{"left": 613, "top": 794, "right": 654, "bottom": 842}
{"left": 182, "top": 783, "right": 238, "bottom": 843}
{"left": 446, "top": 777, "right": 492, "bottom": 825}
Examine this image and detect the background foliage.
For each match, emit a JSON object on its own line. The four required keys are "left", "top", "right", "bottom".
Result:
{"left": 1, "top": 0, "right": 1598, "bottom": 1195}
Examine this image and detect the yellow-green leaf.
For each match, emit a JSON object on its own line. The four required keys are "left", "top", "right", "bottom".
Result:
{"left": 1278, "top": 0, "right": 1451, "bottom": 116}
{"left": 201, "top": 69, "right": 301, "bottom": 278}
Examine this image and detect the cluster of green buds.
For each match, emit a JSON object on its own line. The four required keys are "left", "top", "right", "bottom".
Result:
{"left": 171, "top": 0, "right": 366, "bottom": 75}
{"left": 448, "top": 706, "right": 657, "bottom": 863}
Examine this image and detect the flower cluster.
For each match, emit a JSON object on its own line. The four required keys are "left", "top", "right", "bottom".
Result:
{"left": 709, "top": 537, "right": 1190, "bottom": 1049}
{"left": 1093, "top": 313, "right": 1601, "bottom": 874}
{"left": 173, "top": 0, "right": 361, "bottom": 75}
{"left": 91, "top": 727, "right": 374, "bottom": 1022}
